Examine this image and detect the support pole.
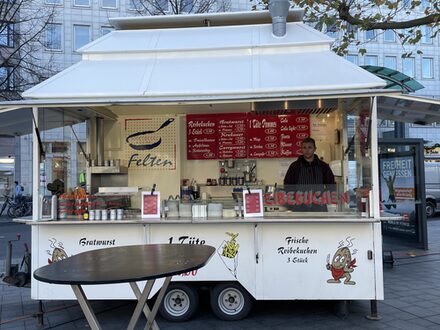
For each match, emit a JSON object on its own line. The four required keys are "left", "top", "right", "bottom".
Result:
{"left": 32, "top": 106, "right": 40, "bottom": 221}
{"left": 366, "top": 300, "right": 382, "bottom": 320}
{"left": 36, "top": 300, "right": 44, "bottom": 326}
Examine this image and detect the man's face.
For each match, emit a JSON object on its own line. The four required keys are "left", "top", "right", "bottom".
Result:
{"left": 301, "top": 142, "right": 316, "bottom": 160}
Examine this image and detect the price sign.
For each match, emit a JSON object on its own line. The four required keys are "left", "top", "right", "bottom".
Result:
{"left": 141, "top": 191, "right": 161, "bottom": 219}
{"left": 243, "top": 189, "right": 264, "bottom": 217}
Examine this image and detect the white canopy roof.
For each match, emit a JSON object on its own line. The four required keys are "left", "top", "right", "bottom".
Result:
{"left": 22, "top": 11, "right": 386, "bottom": 100}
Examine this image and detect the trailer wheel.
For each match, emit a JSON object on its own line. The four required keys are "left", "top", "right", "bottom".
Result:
{"left": 159, "top": 283, "right": 198, "bottom": 322}
{"left": 210, "top": 283, "right": 252, "bottom": 321}
{"left": 426, "top": 201, "right": 436, "bottom": 218}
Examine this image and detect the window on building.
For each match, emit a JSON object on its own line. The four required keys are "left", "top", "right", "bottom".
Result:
{"left": 384, "top": 56, "right": 397, "bottom": 70}
{"left": 128, "top": 0, "right": 142, "bottom": 10}
{"left": 0, "top": 66, "right": 14, "bottom": 90}
{"left": 0, "top": 22, "right": 14, "bottom": 47}
{"left": 421, "top": 26, "right": 432, "bottom": 44}
{"left": 326, "top": 24, "right": 337, "bottom": 38}
{"left": 181, "top": 0, "right": 193, "bottom": 12}
{"left": 364, "top": 55, "right": 378, "bottom": 66}
{"left": 73, "top": 25, "right": 91, "bottom": 51}
{"left": 365, "top": 30, "right": 376, "bottom": 41}
{"left": 45, "top": 0, "right": 62, "bottom": 4}
{"left": 74, "top": 0, "right": 90, "bottom": 6}
{"left": 383, "top": 29, "right": 395, "bottom": 42}
{"left": 347, "top": 24, "right": 358, "bottom": 40}
{"left": 346, "top": 54, "right": 358, "bottom": 65}
{"left": 155, "top": 0, "right": 169, "bottom": 13}
{"left": 101, "top": 26, "right": 114, "bottom": 36}
{"left": 422, "top": 58, "right": 434, "bottom": 79}
{"left": 101, "top": 0, "right": 117, "bottom": 8}
{"left": 45, "top": 23, "right": 62, "bottom": 50}
{"left": 402, "top": 57, "right": 415, "bottom": 77}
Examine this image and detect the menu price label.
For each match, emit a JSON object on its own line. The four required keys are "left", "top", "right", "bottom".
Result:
{"left": 248, "top": 115, "right": 279, "bottom": 158}
{"left": 187, "top": 114, "right": 218, "bottom": 160}
{"left": 218, "top": 114, "right": 247, "bottom": 159}
{"left": 243, "top": 190, "right": 264, "bottom": 217}
{"left": 279, "top": 115, "right": 310, "bottom": 157}
{"left": 141, "top": 192, "right": 161, "bottom": 219}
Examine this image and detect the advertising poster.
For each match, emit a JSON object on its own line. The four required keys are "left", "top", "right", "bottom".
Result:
{"left": 125, "top": 116, "right": 177, "bottom": 170}
{"left": 379, "top": 153, "right": 417, "bottom": 238}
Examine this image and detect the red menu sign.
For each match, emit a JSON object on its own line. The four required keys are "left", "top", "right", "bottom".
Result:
{"left": 142, "top": 194, "right": 158, "bottom": 216}
{"left": 187, "top": 114, "right": 218, "bottom": 160}
{"left": 218, "top": 114, "right": 247, "bottom": 159}
{"left": 187, "top": 114, "right": 310, "bottom": 159}
{"left": 278, "top": 115, "right": 310, "bottom": 157}
{"left": 248, "top": 115, "right": 279, "bottom": 158}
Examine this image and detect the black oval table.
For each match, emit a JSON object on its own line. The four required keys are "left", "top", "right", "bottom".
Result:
{"left": 34, "top": 244, "right": 215, "bottom": 330}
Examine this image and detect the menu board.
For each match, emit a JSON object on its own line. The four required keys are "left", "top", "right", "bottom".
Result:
{"left": 248, "top": 115, "right": 279, "bottom": 158}
{"left": 187, "top": 114, "right": 310, "bottom": 159}
{"left": 187, "top": 114, "right": 218, "bottom": 160}
{"left": 243, "top": 190, "right": 264, "bottom": 217}
{"left": 141, "top": 192, "right": 160, "bottom": 219}
{"left": 278, "top": 115, "right": 310, "bottom": 157}
{"left": 218, "top": 114, "right": 247, "bottom": 159}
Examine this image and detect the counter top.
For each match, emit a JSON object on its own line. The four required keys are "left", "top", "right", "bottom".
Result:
{"left": 16, "top": 216, "right": 381, "bottom": 225}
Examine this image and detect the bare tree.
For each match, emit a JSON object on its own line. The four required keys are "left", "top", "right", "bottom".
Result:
{"left": 252, "top": 0, "right": 439, "bottom": 55}
{"left": 129, "top": 0, "right": 231, "bottom": 15}
{"left": 0, "top": 0, "right": 56, "bottom": 100}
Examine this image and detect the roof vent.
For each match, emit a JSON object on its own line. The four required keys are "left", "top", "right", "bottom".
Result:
{"left": 269, "top": 0, "right": 291, "bottom": 37}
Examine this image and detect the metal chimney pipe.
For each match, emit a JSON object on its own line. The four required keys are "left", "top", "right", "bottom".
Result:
{"left": 96, "top": 117, "right": 104, "bottom": 166}
{"left": 269, "top": 0, "right": 290, "bottom": 37}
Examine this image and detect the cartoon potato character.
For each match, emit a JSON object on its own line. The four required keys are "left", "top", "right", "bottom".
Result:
{"left": 326, "top": 247, "right": 356, "bottom": 285}
{"left": 49, "top": 247, "right": 68, "bottom": 264}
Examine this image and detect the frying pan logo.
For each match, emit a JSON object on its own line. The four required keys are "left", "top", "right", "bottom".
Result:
{"left": 126, "top": 118, "right": 175, "bottom": 151}
{"left": 296, "top": 117, "right": 308, "bottom": 123}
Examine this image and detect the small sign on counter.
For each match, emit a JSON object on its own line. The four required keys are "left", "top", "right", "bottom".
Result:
{"left": 141, "top": 191, "right": 161, "bottom": 219}
{"left": 243, "top": 189, "right": 263, "bottom": 217}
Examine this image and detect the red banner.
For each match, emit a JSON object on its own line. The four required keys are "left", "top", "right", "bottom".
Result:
{"left": 248, "top": 115, "right": 280, "bottom": 158}
{"left": 218, "top": 113, "right": 247, "bottom": 159}
{"left": 278, "top": 115, "right": 310, "bottom": 157}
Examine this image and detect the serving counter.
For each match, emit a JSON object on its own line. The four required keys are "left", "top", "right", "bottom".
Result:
{"left": 25, "top": 215, "right": 383, "bottom": 308}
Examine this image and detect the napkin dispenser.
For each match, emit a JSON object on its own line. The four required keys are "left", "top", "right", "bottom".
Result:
{"left": 39, "top": 195, "right": 58, "bottom": 220}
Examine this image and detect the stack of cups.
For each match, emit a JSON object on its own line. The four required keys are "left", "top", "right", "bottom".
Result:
{"left": 117, "top": 209, "right": 124, "bottom": 220}
{"left": 101, "top": 209, "right": 108, "bottom": 221}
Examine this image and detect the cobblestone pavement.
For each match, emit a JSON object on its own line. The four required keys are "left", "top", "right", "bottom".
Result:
{"left": 1, "top": 219, "right": 440, "bottom": 330}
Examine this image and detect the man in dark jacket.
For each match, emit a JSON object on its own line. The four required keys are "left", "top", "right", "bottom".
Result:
{"left": 283, "top": 138, "right": 335, "bottom": 212}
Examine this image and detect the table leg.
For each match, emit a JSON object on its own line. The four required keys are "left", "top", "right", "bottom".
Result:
{"left": 71, "top": 284, "right": 101, "bottom": 330}
{"left": 144, "top": 276, "right": 172, "bottom": 330}
{"left": 129, "top": 281, "right": 159, "bottom": 330}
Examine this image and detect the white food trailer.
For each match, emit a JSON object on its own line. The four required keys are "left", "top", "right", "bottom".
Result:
{"left": 3, "top": 6, "right": 440, "bottom": 322}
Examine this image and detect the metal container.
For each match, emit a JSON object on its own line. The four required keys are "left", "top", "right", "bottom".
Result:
{"left": 117, "top": 209, "right": 124, "bottom": 220}
{"left": 89, "top": 210, "right": 95, "bottom": 221}
{"left": 94, "top": 209, "right": 101, "bottom": 220}
{"left": 110, "top": 209, "right": 117, "bottom": 220}
{"left": 101, "top": 209, "right": 108, "bottom": 221}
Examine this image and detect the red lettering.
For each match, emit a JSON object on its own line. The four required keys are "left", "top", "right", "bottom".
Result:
{"left": 322, "top": 191, "right": 330, "bottom": 205}
{"left": 340, "top": 192, "right": 349, "bottom": 205}
{"left": 277, "top": 192, "right": 286, "bottom": 206}
{"left": 312, "top": 192, "right": 321, "bottom": 205}
{"left": 264, "top": 193, "right": 273, "bottom": 206}
{"left": 287, "top": 192, "right": 295, "bottom": 205}
{"left": 331, "top": 191, "right": 338, "bottom": 204}
{"left": 295, "top": 192, "right": 303, "bottom": 205}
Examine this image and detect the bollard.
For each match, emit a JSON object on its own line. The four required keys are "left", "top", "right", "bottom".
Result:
{"left": 5, "top": 240, "right": 12, "bottom": 277}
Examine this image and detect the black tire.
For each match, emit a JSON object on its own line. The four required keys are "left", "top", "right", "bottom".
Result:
{"left": 158, "top": 283, "right": 199, "bottom": 322}
{"left": 12, "top": 205, "right": 26, "bottom": 218}
{"left": 7, "top": 206, "right": 15, "bottom": 218}
{"left": 210, "top": 282, "right": 252, "bottom": 321}
{"left": 426, "top": 201, "right": 436, "bottom": 218}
